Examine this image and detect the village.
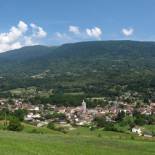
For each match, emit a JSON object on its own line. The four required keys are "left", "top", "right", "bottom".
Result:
{"left": 0, "top": 98, "right": 155, "bottom": 137}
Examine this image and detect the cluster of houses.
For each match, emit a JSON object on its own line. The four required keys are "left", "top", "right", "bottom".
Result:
{"left": 0, "top": 98, "right": 155, "bottom": 136}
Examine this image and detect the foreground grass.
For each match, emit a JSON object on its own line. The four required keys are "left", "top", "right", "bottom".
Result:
{"left": 144, "top": 125, "right": 155, "bottom": 132}
{"left": 0, "top": 127, "right": 154, "bottom": 155}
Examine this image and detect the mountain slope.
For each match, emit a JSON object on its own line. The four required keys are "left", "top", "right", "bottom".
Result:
{"left": 0, "top": 40, "right": 155, "bottom": 99}
{"left": 1, "top": 40, "right": 155, "bottom": 74}
{"left": 0, "top": 45, "right": 53, "bottom": 60}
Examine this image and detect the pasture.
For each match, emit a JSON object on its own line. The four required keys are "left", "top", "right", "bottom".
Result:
{"left": 0, "top": 127, "right": 154, "bottom": 155}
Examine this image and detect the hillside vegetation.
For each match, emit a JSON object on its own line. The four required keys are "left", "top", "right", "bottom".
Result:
{"left": 0, "top": 41, "right": 155, "bottom": 104}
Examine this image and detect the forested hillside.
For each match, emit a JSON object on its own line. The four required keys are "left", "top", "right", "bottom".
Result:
{"left": 0, "top": 40, "right": 155, "bottom": 103}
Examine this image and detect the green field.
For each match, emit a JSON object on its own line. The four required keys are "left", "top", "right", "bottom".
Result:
{"left": 0, "top": 127, "right": 155, "bottom": 155}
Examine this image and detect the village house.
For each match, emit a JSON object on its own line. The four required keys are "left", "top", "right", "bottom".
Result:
{"left": 0, "top": 97, "right": 154, "bottom": 135}
{"left": 24, "top": 112, "right": 41, "bottom": 121}
{"left": 132, "top": 126, "right": 143, "bottom": 136}
{"left": 150, "top": 103, "right": 155, "bottom": 114}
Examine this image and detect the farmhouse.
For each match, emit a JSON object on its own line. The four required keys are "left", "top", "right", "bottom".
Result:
{"left": 132, "top": 126, "right": 143, "bottom": 136}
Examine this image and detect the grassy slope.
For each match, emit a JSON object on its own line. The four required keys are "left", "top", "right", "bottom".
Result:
{"left": 0, "top": 127, "right": 154, "bottom": 155}
{"left": 144, "top": 125, "right": 155, "bottom": 131}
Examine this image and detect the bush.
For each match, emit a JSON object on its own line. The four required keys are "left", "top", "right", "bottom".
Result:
{"left": 47, "top": 122, "right": 67, "bottom": 134}
{"left": 7, "top": 119, "right": 23, "bottom": 131}
{"left": 89, "top": 126, "right": 96, "bottom": 131}
{"left": 104, "top": 122, "right": 117, "bottom": 131}
{"left": 47, "top": 122, "right": 55, "bottom": 130}
{"left": 56, "top": 126, "right": 68, "bottom": 134}
{"left": 94, "top": 116, "right": 106, "bottom": 128}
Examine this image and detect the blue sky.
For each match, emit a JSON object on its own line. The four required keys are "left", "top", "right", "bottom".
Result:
{"left": 0, "top": 0, "right": 155, "bottom": 52}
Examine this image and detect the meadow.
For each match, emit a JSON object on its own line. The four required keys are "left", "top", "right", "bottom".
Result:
{"left": 0, "top": 126, "right": 154, "bottom": 155}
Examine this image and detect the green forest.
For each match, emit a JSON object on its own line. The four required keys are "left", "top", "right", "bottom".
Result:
{"left": 0, "top": 41, "right": 155, "bottom": 105}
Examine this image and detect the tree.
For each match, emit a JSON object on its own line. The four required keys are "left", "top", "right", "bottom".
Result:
{"left": 14, "top": 109, "right": 27, "bottom": 121}
{"left": 7, "top": 119, "right": 23, "bottom": 131}
{"left": 134, "top": 116, "right": 146, "bottom": 126}
{"left": 120, "top": 116, "right": 135, "bottom": 127}
{"left": 94, "top": 116, "right": 106, "bottom": 128}
{"left": 115, "top": 111, "right": 125, "bottom": 122}
{"left": 104, "top": 122, "right": 116, "bottom": 131}
{"left": 47, "top": 122, "right": 55, "bottom": 130}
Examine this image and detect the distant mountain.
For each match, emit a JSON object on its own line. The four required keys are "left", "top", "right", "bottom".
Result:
{"left": 0, "top": 40, "right": 155, "bottom": 98}
{"left": 0, "top": 45, "right": 57, "bottom": 75}
{"left": 1, "top": 40, "right": 155, "bottom": 73}
{"left": 0, "top": 45, "right": 52, "bottom": 60}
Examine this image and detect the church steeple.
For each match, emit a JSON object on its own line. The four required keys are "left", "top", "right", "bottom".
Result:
{"left": 82, "top": 100, "right": 86, "bottom": 113}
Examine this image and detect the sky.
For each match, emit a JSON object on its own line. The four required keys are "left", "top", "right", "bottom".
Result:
{"left": 0, "top": 0, "right": 155, "bottom": 52}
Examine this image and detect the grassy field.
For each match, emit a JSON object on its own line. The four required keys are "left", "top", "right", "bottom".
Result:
{"left": 144, "top": 125, "right": 155, "bottom": 132}
{"left": 0, "top": 126, "right": 154, "bottom": 155}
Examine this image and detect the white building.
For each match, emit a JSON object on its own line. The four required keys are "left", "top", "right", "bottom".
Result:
{"left": 24, "top": 113, "right": 41, "bottom": 121}
{"left": 132, "top": 127, "right": 142, "bottom": 136}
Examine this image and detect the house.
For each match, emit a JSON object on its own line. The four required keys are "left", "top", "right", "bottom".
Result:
{"left": 29, "top": 106, "right": 40, "bottom": 111}
{"left": 55, "top": 107, "right": 66, "bottom": 113}
{"left": 24, "top": 113, "right": 41, "bottom": 121}
{"left": 132, "top": 126, "right": 142, "bottom": 136}
{"left": 139, "top": 106, "right": 152, "bottom": 115}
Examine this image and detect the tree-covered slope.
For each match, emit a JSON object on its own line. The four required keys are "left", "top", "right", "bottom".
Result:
{"left": 1, "top": 40, "right": 155, "bottom": 74}
{"left": 0, "top": 40, "right": 155, "bottom": 100}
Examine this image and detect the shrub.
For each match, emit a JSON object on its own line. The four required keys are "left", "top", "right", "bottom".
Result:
{"left": 7, "top": 119, "right": 23, "bottom": 131}
{"left": 47, "top": 122, "right": 55, "bottom": 130}
{"left": 89, "top": 126, "right": 96, "bottom": 131}
{"left": 104, "top": 123, "right": 117, "bottom": 131}
{"left": 47, "top": 122, "right": 67, "bottom": 134}
{"left": 56, "top": 126, "right": 68, "bottom": 134}
{"left": 94, "top": 116, "right": 106, "bottom": 128}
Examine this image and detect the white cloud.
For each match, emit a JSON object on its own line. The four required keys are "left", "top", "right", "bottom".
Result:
{"left": 69, "top": 25, "right": 80, "bottom": 34}
{"left": 86, "top": 27, "right": 102, "bottom": 39}
{"left": 52, "top": 26, "right": 103, "bottom": 44}
{"left": 0, "top": 42, "right": 22, "bottom": 53}
{"left": 122, "top": 28, "right": 134, "bottom": 36}
{"left": 18, "top": 21, "right": 28, "bottom": 33}
{"left": 0, "top": 21, "right": 47, "bottom": 52}
{"left": 10, "top": 42, "right": 22, "bottom": 49}
{"left": 24, "top": 36, "right": 35, "bottom": 46}
{"left": 55, "top": 32, "right": 65, "bottom": 39}
{"left": 30, "top": 23, "right": 47, "bottom": 38}
{"left": 54, "top": 32, "right": 74, "bottom": 43}
{"left": 0, "top": 21, "right": 28, "bottom": 44}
